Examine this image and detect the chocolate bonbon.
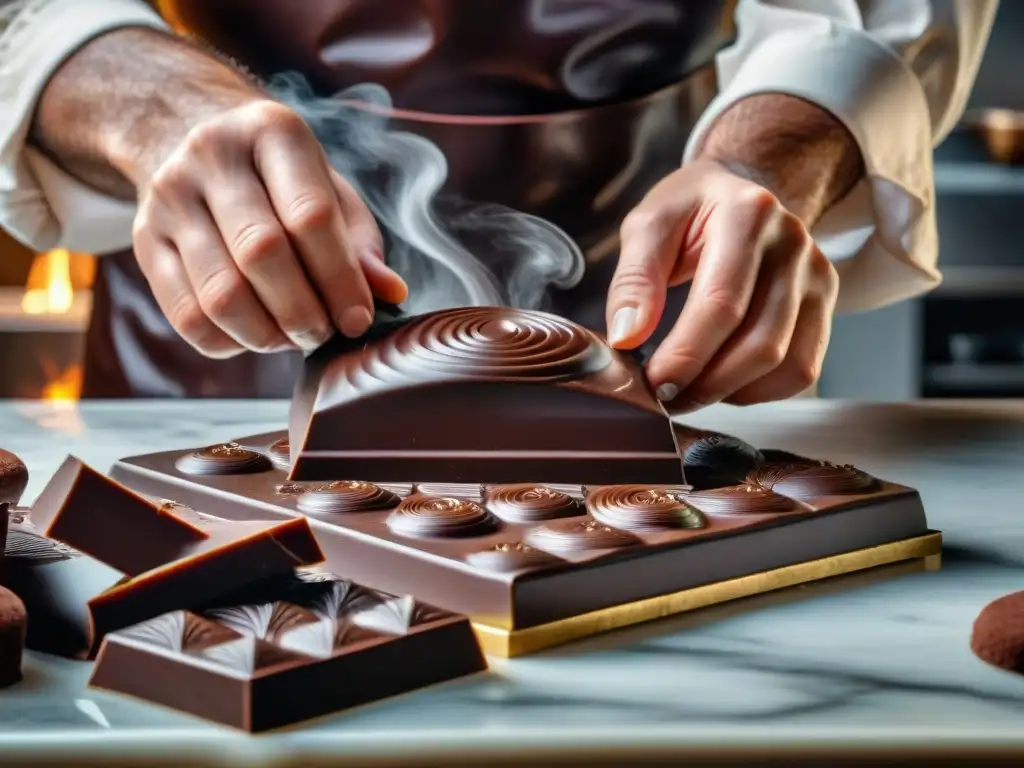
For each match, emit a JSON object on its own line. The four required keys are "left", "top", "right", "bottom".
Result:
{"left": 586, "top": 486, "right": 703, "bottom": 532}
{"left": 749, "top": 462, "right": 880, "bottom": 500}
{"left": 89, "top": 572, "right": 486, "bottom": 732}
{"left": 296, "top": 481, "right": 400, "bottom": 515}
{"left": 0, "top": 586, "right": 25, "bottom": 688}
{"left": 971, "top": 591, "right": 1024, "bottom": 673}
{"left": 289, "top": 307, "right": 684, "bottom": 485}
{"left": 111, "top": 428, "right": 936, "bottom": 651}
{"left": 0, "top": 449, "right": 28, "bottom": 506}
{"left": 176, "top": 443, "right": 272, "bottom": 476}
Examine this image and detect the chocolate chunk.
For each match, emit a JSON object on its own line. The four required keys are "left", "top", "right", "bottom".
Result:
{"left": 32, "top": 456, "right": 209, "bottom": 575}
{"left": 89, "top": 573, "right": 486, "bottom": 732}
{"left": 289, "top": 307, "right": 683, "bottom": 485}
{"left": 971, "top": 591, "right": 1024, "bottom": 673}
{"left": 0, "top": 586, "right": 26, "bottom": 688}
{"left": 0, "top": 449, "right": 28, "bottom": 506}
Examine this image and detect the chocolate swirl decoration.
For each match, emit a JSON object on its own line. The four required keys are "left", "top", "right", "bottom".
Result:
{"left": 526, "top": 517, "right": 641, "bottom": 554}
{"left": 175, "top": 443, "right": 272, "bottom": 476}
{"left": 749, "top": 462, "right": 880, "bottom": 500}
{"left": 486, "top": 484, "right": 583, "bottom": 523}
{"left": 267, "top": 437, "right": 290, "bottom": 470}
{"left": 465, "top": 541, "right": 563, "bottom": 573}
{"left": 296, "top": 481, "right": 401, "bottom": 515}
{"left": 386, "top": 495, "right": 499, "bottom": 539}
{"left": 587, "top": 486, "right": 704, "bottom": 532}
{"left": 374, "top": 307, "right": 611, "bottom": 381}
{"left": 682, "top": 434, "right": 764, "bottom": 490}
{"left": 683, "top": 484, "right": 801, "bottom": 516}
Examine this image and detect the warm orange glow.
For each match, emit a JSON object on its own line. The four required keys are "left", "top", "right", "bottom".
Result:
{"left": 22, "top": 248, "right": 74, "bottom": 315}
{"left": 40, "top": 360, "right": 83, "bottom": 402}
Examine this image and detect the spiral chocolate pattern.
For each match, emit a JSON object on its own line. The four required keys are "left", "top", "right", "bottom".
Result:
{"left": 465, "top": 541, "right": 563, "bottom": 572}
{"left": 267, "top": 437, "right": 290, "bottom": 469}
{"left": 587, "top": 486, "right": 704, "bottom": 532}
{"left": 297, "top": 481, "right": 400, "bottom": 515}
{"left": 175, "top": 443, "right": 271, "bottom": 476}
{"left": 386, "top": 495, "right": 499, "bottom": 538}
{"left": 374, "top": 307, "right": 610, "bottom": 381}
{"left": 683, "top": 434, "right": 764, "bottom": 489}
{"left": 683, "top": 484, "right": 800, "bottom": 516}
{"left": 487, "top": 485, "right": 583, "bottom": 523}
{"left": 526, "top": 517, "right": 641, "bottom": 554}
{"left": 749, "top": 462, "right": 879, "bottom": 499}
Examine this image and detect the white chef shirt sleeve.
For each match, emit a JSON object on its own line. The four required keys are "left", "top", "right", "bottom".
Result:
{"left": 685, "top": 0, "right": 999, "bottom": 313}
{"left": 0, "top": 0, "right": 168, "bottom": 255}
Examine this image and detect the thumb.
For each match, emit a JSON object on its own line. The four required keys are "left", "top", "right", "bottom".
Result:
{"left": 605, "top": 209, "right": 684, "bottom": 349}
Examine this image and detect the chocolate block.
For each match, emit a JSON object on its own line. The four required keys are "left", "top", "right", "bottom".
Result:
{"left": 111, "top": 429, "right": 934, "bottom": 644}
{"left": 89, "top": 573, "right": 486, "bottom": 731}
{"left": 289, "top": 307, "right": 684, "bottom": 485}
{"left": 32, "top": 456, "right": 208, "bottom": 575}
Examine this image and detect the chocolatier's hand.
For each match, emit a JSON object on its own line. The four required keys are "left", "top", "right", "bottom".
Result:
{"left": 605, "top": 157, "right": 839, "bottom": 410}
{"left": 131, "top": 100, "right": 408, "bottom": 358}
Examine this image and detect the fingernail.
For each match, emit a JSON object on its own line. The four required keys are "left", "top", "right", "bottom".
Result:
{"left": 291, "top": 330, "right": 330, "bottom": 352}
{"left": 609, "top": 306, "right": 639, "bottom": 346}
{"left": 365, "top": 246, "right": 386, "bottom": 262}
{"left": 340, "top": 306, "right": 373, "bottom": 338}
{"left": 656, "top": 383, "right": 679, "bottom": 402}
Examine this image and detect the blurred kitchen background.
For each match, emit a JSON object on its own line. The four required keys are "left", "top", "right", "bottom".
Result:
{"left": 2, "top": 4, "right": 1024, "bottom": 402}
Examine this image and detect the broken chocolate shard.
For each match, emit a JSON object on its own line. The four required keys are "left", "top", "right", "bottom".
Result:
{"left": 32, "top": 456, "right": 209, "bottom": 576}
{"left": 289, "top": 306, "right": 683, "bottom": 485}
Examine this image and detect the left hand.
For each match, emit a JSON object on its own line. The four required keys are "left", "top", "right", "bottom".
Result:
{"left": 605, "top": 158, "right": 840, "bottom": 411}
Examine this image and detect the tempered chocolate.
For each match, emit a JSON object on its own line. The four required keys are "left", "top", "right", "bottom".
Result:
{"left": 0, "top": 585, "right": 25, "bottom": 688}
{"left": 111, "top": 428, "right": 931, "bottom": 633}
{"left": 971, "top": 591, "right": 1024, "bottom": 673}
{"left": 289, "top": 307, "right": 684, "bottom": 485}
{"left": 89, "top": 572, "right": 486, "bottom": 732}
{"left": 32, "top": 457, "right": 209, "bottom": 575}
{"left": 0, "top": 449, "right": 28, "bottom": 506}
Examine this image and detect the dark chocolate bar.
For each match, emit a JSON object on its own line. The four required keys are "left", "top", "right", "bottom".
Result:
{"left": 111, "top": 429, "right": 933, "bottom": 641}
{"left": 289, "top": 307, "right": 684, "bottom": 485}
{"left": 89, "top": 572, "right": 486, "bottom": 732}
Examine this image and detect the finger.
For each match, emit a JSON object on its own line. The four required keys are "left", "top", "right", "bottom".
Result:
{"left": 646, "top": 189, "right": 778, "bottom": 400}
{"left": 171, "top": 199, "right": 291, "bottom": 352}
{"left": 724, "top": 295, "right": 833, "bottom": 405}
{"left": 331, "top": 170, "right": 408, "bottom": 304}
{"left": 678, "top": 226, "right": 810, "bottom": 405}
{"left": 605, "top": 207, "right": 682, "bottom": 349}
{"left": 134, "top": 232, "right": 245, "bottom": 359}
{"left": 202, "top": 161, "right": 334, "bottom": 352}
{"left": 255, "top": 116, "right": 374, "bottom": 338}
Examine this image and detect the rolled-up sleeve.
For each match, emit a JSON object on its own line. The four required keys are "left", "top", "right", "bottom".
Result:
{"left": 685, "top": 0, "right": 999, "bottom": 313}
{"left": 0, "top": 0, "right": 168, "bottom": 255}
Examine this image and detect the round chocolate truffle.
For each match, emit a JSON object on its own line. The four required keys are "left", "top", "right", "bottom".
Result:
{"left": 749, "top": 462, "right": 878, "bottom": 499}
{"left": 386, "top": 495, "right": 499, "bottom": 538}
{"left": 297, "top": 481, "right": 400, "bottom": 515}
{"left": 0, "top": 449, "right": 28, "bottom": 506}
{"left": 526, "top": 517, "right": 641, "bottom": 554}
{"left": 0, "top": 586, "right": 26, "bottom": 688}
{"left": 682, "top": 434, "right": 764, "bottom": 490}
{"left": 465, "top": 541, "right": 563, "bottom": 572}
{"left": 971, "top": 591, "right": 1024, "bottom": 673}
{"left": 175, "top": 443, "right": 272, "bottom": 476}
{"left": 487, "top": 485, "right": 583, "bottom": 523}
{"left": 587, "top": 486, "right": 704, "bottom": 532}
{"left": 267, "top": 437, "right": 290, "bottom": 470}
{"left": 683, "top": 484, "right": 801, "bottom": 516}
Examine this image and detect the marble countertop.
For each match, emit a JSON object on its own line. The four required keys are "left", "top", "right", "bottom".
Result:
{"left": 2, "top": 399, "right": 1024, "bottom": 765}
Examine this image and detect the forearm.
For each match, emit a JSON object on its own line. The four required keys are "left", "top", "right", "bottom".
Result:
{"left": 693, "top": 93, "right": 864, "bottom": 227}
{"left": 29, "top": 27, "right": 261, "bottom": 199}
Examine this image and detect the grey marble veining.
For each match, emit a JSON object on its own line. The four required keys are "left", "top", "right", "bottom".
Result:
{"left": 1, "top": 399, "right": 1024, "bottom": 763}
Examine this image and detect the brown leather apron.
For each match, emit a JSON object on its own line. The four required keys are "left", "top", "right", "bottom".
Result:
{"left": 81, "top": 0, "right": 730, "bottom": 398}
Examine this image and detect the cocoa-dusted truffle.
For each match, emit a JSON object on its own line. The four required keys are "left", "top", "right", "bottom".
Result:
{"left": 0, "top": 586, "right": 26, "bottom": 688}
{"left": 0, "top": 449, "right": 28, "bottom": 506}
{"left": 971, "top": 591, "right": 1024, "bottom": 673}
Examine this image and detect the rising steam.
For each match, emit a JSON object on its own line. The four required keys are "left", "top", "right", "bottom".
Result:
{"left": 268, "top": 73, "right": 584, "bottom": 314}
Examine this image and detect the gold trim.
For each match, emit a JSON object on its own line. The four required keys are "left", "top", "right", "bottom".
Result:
{"left": 473, "top": 532, "right": 942, "bottom": 657}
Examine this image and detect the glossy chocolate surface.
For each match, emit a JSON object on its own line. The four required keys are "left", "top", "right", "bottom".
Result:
{"left": 289, "top": 307, "right": 684, "bottom": 485}
{"left": 89, "top": 572, "right": 486, "bottom": 732}
{"left": 112, "top": 432, "right": 931, "bottom": 630}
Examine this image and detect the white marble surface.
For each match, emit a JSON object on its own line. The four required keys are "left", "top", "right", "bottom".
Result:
{"left": 2, "top": 399, "right": 1024, "bottom": 764}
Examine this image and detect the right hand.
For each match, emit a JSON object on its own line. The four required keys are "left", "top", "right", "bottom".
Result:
{"left": 131, "top": 99, "right": 408, "bottom": 357}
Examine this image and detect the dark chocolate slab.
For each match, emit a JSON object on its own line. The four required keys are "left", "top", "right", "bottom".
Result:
{"left": 289, "top": 307, "right": 684, "bottom": 485}
{"left": 111, "top": 430, "right": 930, "bottom": 631}
{"left": 89, "top": 572, "right": 486, "bottom": 732}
